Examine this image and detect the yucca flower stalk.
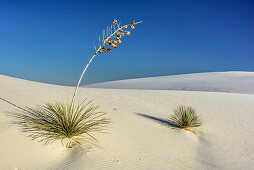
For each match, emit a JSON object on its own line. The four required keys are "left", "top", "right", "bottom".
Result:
{"left": 71, "top": 19, "right": 142, "bottom": 110}
{"left": 169, "top": 105, "right": 202, "bottom": 133}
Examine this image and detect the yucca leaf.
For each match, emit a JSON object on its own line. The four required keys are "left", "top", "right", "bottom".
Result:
{"left": 11, "top": 99, "right": 110, "bottom": 148}
{"left": 169, "top": 105, "right": 202, "bottom": 129}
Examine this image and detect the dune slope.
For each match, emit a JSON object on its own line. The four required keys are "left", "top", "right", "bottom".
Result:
{"left": 86, "top": 71, "right": 254, "bottom": 94}
{"left": 1, "top": 74, "right": 254, "bottom": 170}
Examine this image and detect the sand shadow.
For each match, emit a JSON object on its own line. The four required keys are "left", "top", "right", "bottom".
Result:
{"left": 195, "top": 135, "right": 224, "bottom": 169}
{"left": 0, "top": 97, "right": 31, "bottom": 113}
{"left": 0, "top": 97, "right": 31, "bottom": 128}
{"left": 45, "top": 147, "right": 88, "bottom": 170}
{"left": 135, "top": 113, "right": 177, "bottom": 128}
{"left": 0, "top": 97, "right": 37, "bottom": 129}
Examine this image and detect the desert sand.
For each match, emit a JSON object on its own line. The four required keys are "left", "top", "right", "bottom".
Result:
{"left": 1, "top": 72, "right": 254, "bottom": 170}
{"left": 86, "top": 71, "right": 254, "bottom": 94}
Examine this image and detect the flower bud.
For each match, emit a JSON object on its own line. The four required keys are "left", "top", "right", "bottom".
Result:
{"left": 131, "top": 25, "right": 135, "bottom": 30}
{"left": 101, "top": 46, "right": 106, "bottom": 51}
{"left": 126, "top": 31, "right": 130, "bottom": 35}
{"left": 113, "top": 19, "right": 117, "bottom": 25}
{"left": 108, "top": 38, "right": 112, "bottom": 43}
{"left": 131, "top": 21, "right": 136, "bottom": 25}
{"left": 111, "top": 43, "right": 117, "bottom": 48}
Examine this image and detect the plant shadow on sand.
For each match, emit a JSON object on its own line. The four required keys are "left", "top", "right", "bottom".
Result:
{"left": 46, "top": 147, "right": 88, "bottom": 170}
{"left": 0, "top": 97, "right": 29, "bottom": 112}
{"left": 135, "top": 112, "right": 222, "bottom": 169}
{"left": 196, "top": 135, "right": 224, "bottom": 169}
{"left": 135, "top": 113, "right": 177, "bottom": 128}
{"left": 1, "top": 97, "right": 32, "bottom": 125}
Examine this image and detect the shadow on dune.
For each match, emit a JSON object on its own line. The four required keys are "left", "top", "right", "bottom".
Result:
{"left": 0, "top": 97, "right": 31, "bottom": 127}
{"left": 47, "top": 147, "right": 88, "bottom": 170}
{"left": 135, "top": 113, "right": 177, "bottom": 128}
{"left": 0, "top": 97, "right": 37, "bottom": 129}
{"left": 195, "top": 135, "right": 223, "bottom": 169}
{"left": 0, "top": 97, "right": 30, "bottom": 112}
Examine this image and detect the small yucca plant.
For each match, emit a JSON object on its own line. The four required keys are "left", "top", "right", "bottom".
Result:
{"left": 12, "top": 100, "right": 110, "bottom": 148}
{"left": 169, "top": 105, "right": 201, "bottom": 133}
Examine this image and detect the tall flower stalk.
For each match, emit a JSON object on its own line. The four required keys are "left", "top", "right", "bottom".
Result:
{"left": 71, "top": 19, "right": 142, "bottom": 109}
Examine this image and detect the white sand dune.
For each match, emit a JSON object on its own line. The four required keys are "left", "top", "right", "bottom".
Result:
{"left": 1, "top": 73, "right": 254, "bottom": 169}
{"left": 86, "top": 71, "right": 254, "bottom": 94}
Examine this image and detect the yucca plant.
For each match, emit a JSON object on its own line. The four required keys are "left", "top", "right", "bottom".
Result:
{"left": 12, "top": 100, "right": 110, "bottom": 148}
{"left": 12, "top": 19, "right": 142, "bottom": 148}
{"left": 169, "top": 105, "right": 201, "bottom": 133}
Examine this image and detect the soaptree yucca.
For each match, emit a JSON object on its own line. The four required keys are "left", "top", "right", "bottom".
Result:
{"left": 12, "top": 100, "right": 110, "bottom": 148}
{"left": 169, "top": 105, "right": 201, "bottom": 133}
{"left": 13, "top": 19, "right": 142, "bottom": 148}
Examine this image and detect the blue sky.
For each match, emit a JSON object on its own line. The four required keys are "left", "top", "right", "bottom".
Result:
{"left": 0, "top": 0, "right": 254, "bottom": 86}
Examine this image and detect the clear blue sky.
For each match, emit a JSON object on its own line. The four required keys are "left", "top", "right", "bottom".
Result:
{"left": 0, "top": 0, "right": 254, "bottom": 86}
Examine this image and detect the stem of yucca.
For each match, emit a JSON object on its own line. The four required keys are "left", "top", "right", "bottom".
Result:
{"left": 70, "top": 52, "right": 97, "bottom": 110}
{"left": 70, "top": 28, "right": 119, "bottom": 110}
{"left": 70, "top": 21, "right": 142, "bottom": 110}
